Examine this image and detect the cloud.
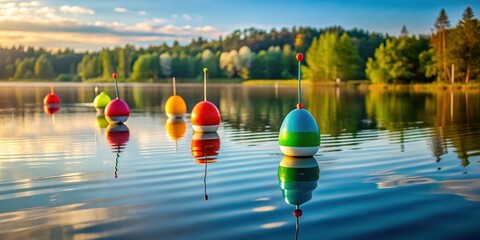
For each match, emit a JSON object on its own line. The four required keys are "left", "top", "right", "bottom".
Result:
{"left": 19, "top": 1, "right": 40, "bottom": 7}
{"left": 181, "top": 14, "right": 192, "bottom": 21}
{"left": 59, "top": 5, "right": 95, "bottom": 15}
{"left": 115, "top": 7, "right": 146, "bottom": 15}
{"left": 114, "top": 7, "right": 127, "bottom": 13}
{"left": 0, "top": 2, "right": 224, "bottom": 50}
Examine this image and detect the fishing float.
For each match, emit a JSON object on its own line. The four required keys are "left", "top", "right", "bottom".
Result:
{"left": 44, "top": 86, "right": 60, "bottom": 106}
{"left": 278, "top": 156, "right": 319, "bottom": 240}
{"left": 43, "top": 86, "right": 60, "bottom": 118}
{"left": 104, "top": 73, "right": 130, "bottom": 124}
{"left": 165, "top": 77, "right": 187, "bottom": 119}
{"left": 278, "top": 53, "right": 320, "bottom": 157}
{"left": 93, "top": 86, "right": 111, "bottom": 113}
{"left": 191, "top": 68, "right": 221, "bottom": 132}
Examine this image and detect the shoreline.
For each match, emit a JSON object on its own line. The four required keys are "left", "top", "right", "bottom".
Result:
{"left": 1, "top": 80, "right": 479, "bottom": 92}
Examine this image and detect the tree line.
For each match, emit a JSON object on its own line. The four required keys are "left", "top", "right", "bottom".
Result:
{"left": 0, "top": 6, "right": 478, "bottom": 83}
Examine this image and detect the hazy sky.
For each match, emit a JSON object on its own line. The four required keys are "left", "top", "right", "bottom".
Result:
{"left": 0, "top": 0, "right": 478, "bottom": 51}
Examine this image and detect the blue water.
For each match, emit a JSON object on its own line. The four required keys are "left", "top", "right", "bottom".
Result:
{"left": 0, "top": 83, "right": 479, "bottom": 239}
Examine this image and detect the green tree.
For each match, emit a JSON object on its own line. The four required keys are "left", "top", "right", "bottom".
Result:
{"left": 281, "top": 44, "right": 295, "bottom": 79}
{"left": 449, "top": 6, "right": 480, "bottom": 83}
{"left": 303, "top": 31, "right": 360, "bottom": 81}
{"left": 337, "top": 32, "right": 362, "bottom": 80}
{"left": 77, "top": 54, "right": 90, "bottom": 80}
{"left": 4, "top": 64, "right": 15, "bottom": 79}
{"left": 419, "top": 48, "right": 437, "bottom": 82}
{"left": 34, "top": 55, "right": 54, "bottom": 79}
{"left": 249, "top": 51, "right": 266, "bottom": 79}
{"left": 117, "top": 45, "right": 134, "bottom": 79}
{"left": 132, "top": 54, "right": 152, "bottom": 81}
{"left": 101, "top": 49, "right": 114, "bottom": 80}
{"left": 131, "top": 53, "right": 159, "bottom": 81}
{"left": 85, "top": 55, "right": 101, "bottom": 79}
{"left": 433, "top": 8, "right": 451, "bottom": 82}
{"left": 264, "top": 46, "right": 282, "bottom": 79}
{"left": 366, "top": 37, "right": 417, "bottom": 83}
{"left": 14, "top": 58, "right": 35, "bottom": 79}
{"left": 149, "top": 53, "right": 160, "bottom": 81}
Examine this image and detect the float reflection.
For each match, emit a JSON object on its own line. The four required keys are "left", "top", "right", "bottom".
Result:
{"left": 278, "top": 156, "right": 320, "bottom": 240}
{"left": 191, "top": 132, "right": 220, "bottom": 201}
{"left": 106, "top": 124, "right": 130, "bottom": 178}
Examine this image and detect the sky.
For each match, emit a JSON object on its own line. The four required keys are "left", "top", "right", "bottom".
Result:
{"left": 0, "top": 0, "right": 478, "bottom": 51}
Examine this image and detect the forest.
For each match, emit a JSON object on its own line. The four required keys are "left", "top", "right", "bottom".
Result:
{"left": 0, "top": 6, "right": 478, "bottom": 84}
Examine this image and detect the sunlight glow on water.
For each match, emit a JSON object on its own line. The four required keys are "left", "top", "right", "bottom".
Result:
{"left": 0, "top": 83, "right": 479, "bottom": 239}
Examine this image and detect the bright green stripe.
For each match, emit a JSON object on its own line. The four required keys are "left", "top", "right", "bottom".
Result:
{"left": 278, "top": 166, "right": 319, "bottom": 182}
{"left": 279, "top": 131, "right": 320, "bottom": 147}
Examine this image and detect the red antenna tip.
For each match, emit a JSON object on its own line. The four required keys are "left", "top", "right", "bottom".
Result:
{"left": 293, "top": 209, "right": 303, "bottom": 217}
{"left": 112, "top": 73, "right": 117, "bottom": 79}
{"left": 296, "top": 53, "right": 304, "bottom": 62}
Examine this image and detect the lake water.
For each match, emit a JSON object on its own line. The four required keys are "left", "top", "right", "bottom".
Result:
{"left": 0, "top": 83, "right": 479, "bottom": 239}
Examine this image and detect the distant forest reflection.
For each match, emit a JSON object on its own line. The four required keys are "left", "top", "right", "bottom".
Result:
{"left": 1, "top": 83, "right": 479, "bottom": 166}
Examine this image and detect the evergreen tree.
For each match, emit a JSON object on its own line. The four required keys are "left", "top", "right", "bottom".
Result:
{"left": 401, "top": 25, "right": 409, "bottom": 36}
{"left": 449, "top": 6, "right": 480, "bottom": 83}
{"left": 281, "top": 44, "right": 295, "bottom": 79}
{"left": 433, "top": 8, "right": 451, "bottom": 82}
{"left": 101, "top": 49, "right": 114, "bottom": 80}
{"left": 249, "top": 51, "right": 266, "bottom": 79}
{"left": 264, "top": 46, "right": 282, "bottom": 79}
{"left": 77, "top": 54, "right": 90, "bottom": 80}
{"left": 117, "top": 45, "right": 134, "bottom": 79}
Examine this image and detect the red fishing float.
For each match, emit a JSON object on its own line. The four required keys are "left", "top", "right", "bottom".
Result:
{"left": 43, "top": 86, "right": 60, "bottom": 105}
{"left": 105, "top": 73, "right": 130, "bottom": 124}
{"left": 191, "top": 68, "right": 221, "bottom": 132}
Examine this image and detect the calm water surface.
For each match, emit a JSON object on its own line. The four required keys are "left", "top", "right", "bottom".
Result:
{"left": 0, "top": 83, "right": 479, "bottom": 239}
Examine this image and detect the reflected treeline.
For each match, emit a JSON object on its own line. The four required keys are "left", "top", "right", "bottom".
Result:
{"left": 307, "top": 86, "right": 370, "bottom": 137}
{"left": 219, "top": 85, "right": 372, "bottom": 135}
{"left": 2, "top": 84, "right": 480, "bottom": 165}
{"left": 366, "top": 90, "right": 480, "bottom": 166}
{"left": 0, "top": 84, "right": 217, "bottom": 115}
